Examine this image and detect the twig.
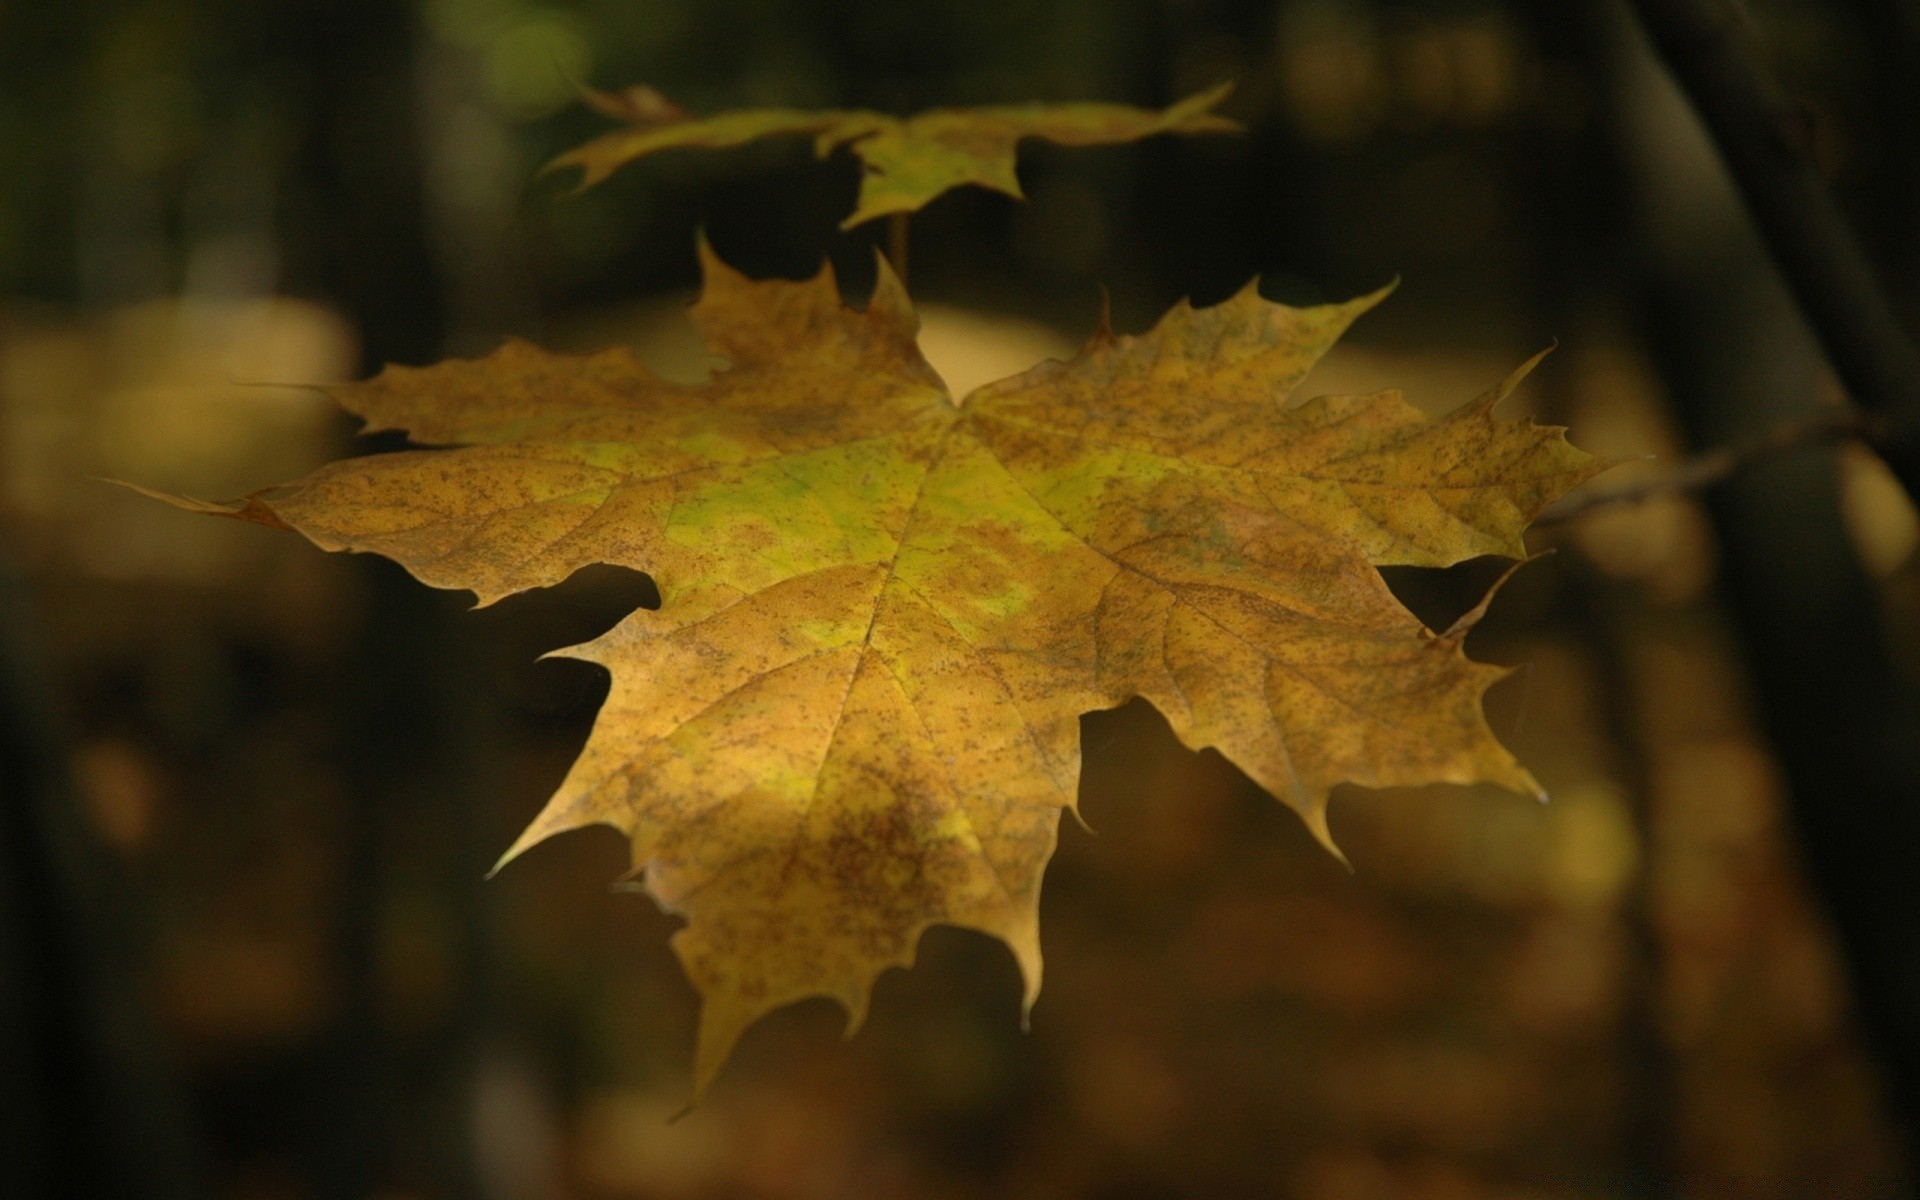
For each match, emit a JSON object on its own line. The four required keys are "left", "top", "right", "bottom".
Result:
{"left": 1624, "top": 0, "right": 1920, "bottom": 499}
{"left": 1535, "top": 407, "right": 1865, "bottom": 524}
{"left": 886, "top": 212, "right": 910, "bottom": 288}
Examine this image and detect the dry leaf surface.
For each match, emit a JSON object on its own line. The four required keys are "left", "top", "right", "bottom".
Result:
{"left": 547, "top": 84, "right": 1240, "bottom": 227}
{"left": 149, "top": 244, "right": 1605, "bottom": 1092}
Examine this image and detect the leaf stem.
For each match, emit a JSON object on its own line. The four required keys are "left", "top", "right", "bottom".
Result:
{"left": 886, "top": 213, "right": 910, "bottom": 288}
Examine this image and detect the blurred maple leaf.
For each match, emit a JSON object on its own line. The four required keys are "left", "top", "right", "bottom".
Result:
{"left": 545, "top": 84, "right": 1240, "bottom": 227}
{"left": 137, "top": 241, "right": 1607, "bottom": 1094}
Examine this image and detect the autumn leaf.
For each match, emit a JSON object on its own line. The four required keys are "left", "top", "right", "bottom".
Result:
{"left": 546, "top": 84, "right": 1240, "bottom": 228}
{"left": 140, "top": 241, "right": 1608, "bottom": 1095}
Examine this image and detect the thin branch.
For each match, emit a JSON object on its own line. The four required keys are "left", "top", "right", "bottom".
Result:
{"left": 1624, "top": 0, "right": 1920, "bottom": 499}
{"left": 886, "top": 213, "right": 910, "bottom": 289}
{"left": 1535, "top": 407, "right": 1866, "bottom": 524}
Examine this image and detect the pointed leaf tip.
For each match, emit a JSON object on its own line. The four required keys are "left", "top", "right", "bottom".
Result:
{"left": 692, "top": 229, "right": 735, "bottom": 290}
{"left": 1474, "top": 342, "right": 1556, "bottom": 414}
{"left": 1360, "top": 275, "right": 1401, "bottom": 308}
{"left": 1441, "top": 552, "right": 1551, "bottom": 643}
{"left": 1302, "top": 803, "right": 1354, "bottom": 872}
{"left": 105, "top": 479, "right": 291, "bottom": 530}
{"left": 840, "top": 992, "right": 872, "bottom": 1041}
{"left": 488, "top": 823, "right": 549, "bottom": 880}
{"left": 866, "top": 245, "right": 918, "bottom": 330}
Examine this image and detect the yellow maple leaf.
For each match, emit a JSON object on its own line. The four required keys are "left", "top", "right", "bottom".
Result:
{"left": 141, "top": 241, "right": 1608, "bottom": 1095}
{"left": 546, "top": 84, "right": 1241, "bottom": 228}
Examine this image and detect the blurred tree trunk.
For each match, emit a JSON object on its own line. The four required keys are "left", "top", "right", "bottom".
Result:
{"left": 1845, "top": 0, "right": 1920, "bottom": 299}
{"left": 0, "top": 557, "right": 201, "bottom": 1200}
{"left": 1513, "top": 6, "right": 1675, "bottom": 1192}
{"left": 269, "top": 4, "right": 493, "bottom": 1199}
{"left": 1608, "top": 2, "right": 1920, "bottom": 1173}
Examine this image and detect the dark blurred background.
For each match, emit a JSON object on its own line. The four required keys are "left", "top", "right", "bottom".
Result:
{"left": 4, "top": 1, "right": 1920, "bottom": 1197}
